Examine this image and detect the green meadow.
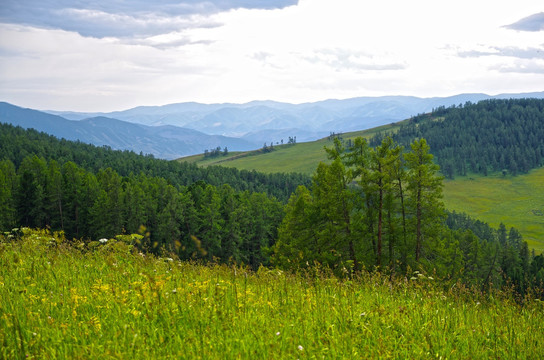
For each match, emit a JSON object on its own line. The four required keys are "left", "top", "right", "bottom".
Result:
{"left": 181, "top": 123, "right": 402, "bottom": 175}
{"left": 443, "top": 168, "right": 544, "bottom": 253}
{"left": 2, "top": 229, "right": 543, "bottom": 359}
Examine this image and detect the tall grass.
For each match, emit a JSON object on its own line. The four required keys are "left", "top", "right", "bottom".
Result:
{"left": 1, "top": 229, "right": 543, "bottom": 359}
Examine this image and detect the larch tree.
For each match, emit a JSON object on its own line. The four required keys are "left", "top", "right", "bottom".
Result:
{"left": 404, "top": 138, "right": 445, "bottom": 264}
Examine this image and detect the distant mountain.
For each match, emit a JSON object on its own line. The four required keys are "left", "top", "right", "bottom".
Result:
{"left": 7, "top": 92, "right": 544, "bottom": 158}
{"left": 47, "top": 92, "right": 544, "bottom": 142}
{"left": 0, "top": 102, "right": 257, "bottom": 159}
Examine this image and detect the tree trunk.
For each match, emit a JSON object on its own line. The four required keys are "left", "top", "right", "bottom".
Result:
{"left": 415, "top": 179, "right": 422, "bottom": 262}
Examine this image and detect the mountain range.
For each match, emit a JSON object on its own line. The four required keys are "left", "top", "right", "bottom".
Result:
{"left": 0, "top": 103, "right": 255, "bottom": 159}
{"left": 2, "top": 91, "right": 543, "bottom": 159}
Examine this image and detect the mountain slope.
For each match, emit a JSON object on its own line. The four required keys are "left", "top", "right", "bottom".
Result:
{"left": 379, "top": 98, "right": 544, "bottom": 178}
{"left": 182, "top": 98, "right": 544, "bottom": 251}
{"left": 0, "top": 102, "right": 257, "bottom": 159}
{"left": 48, "top": 92, "right": 544, "bottom": 142}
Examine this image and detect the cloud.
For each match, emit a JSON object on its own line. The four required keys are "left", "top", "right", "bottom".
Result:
{"left": 303, "top": 48, "right": 406, "bottom": 72}
{"left": 493, "top": 60, "right": 544, "bottom": 74}
{"left": 504, "top": 12, "right": 544, "bottom": 32}
{"left": 458, "top": 45, "right": 544, "bottom": 60}
{"left": 251, "top": 51, "right": 273, "bottom": 62}
{"left": 0, "top": 0, "right": 298, "bottom": 39}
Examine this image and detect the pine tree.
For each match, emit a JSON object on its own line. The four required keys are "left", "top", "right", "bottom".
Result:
{"left": 404, "top": 138, "right": 445, "bottom": 264}
{"left": 0, "top": 160, "right": 16, "bottom": 230}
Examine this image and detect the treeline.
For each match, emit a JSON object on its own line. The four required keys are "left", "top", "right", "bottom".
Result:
{"left": 445, "top": 211, "right": 542, "bottom": 296}
{"left": 0, "top": 122, "right": 310, "bottom": 203}
{"left": 203, "top": 146, "right": 228, "bottom": 158}
{"left": 370, "top": 98, "right": 544, "bottom": 178}
{"left": 273, "top": 137, "right": 544, "bottom": 296}
{"left": 0, "top": 156, "right": 283, "bottom": 268}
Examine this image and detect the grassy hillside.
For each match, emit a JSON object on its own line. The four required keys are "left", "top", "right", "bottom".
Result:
{"left": 2, "top": 229, "right": 543, "bottom": 359}
{"left": 180, "top": 122, "right": 404, "bottom": 175}
{"left": 180, "top": 123, "right": 544, "bottom": 252}
{"left": 443, "top": 168, "right": 544, "bottom": 253}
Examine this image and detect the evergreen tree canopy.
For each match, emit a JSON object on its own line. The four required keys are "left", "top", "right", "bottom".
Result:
{"left": 371, "top": 98, "right": 544, "bottom": 178}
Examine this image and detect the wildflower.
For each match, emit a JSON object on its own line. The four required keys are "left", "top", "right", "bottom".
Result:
{"left": 298, "top": 345, "right": 304, "bottom": 351}
{"left": 172, "top": 288, "right": 177, "bottom": 294}
{"left": 99, "top": 238, "right": 108, "bottom": 244}
{"left": 276, "top": 332, "right": 280, "bottom": 336}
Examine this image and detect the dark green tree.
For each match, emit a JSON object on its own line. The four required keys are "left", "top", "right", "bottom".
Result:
{"left": 0, "top": 160, "right": 17, "bottom": 230}
{"left": 404, "top": 138, "right": 445, "bottom": 264}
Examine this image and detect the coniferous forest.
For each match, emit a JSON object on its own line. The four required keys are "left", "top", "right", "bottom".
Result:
{"left": 1, "top": 108, "right": 543, "bottom": 296}
{"left": 371, "top": 98, "right": 544, "bottom": 178}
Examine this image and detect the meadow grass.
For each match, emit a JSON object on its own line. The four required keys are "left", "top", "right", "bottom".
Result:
{"left": 443, "top": 168, "right": 544, "bottom": 253}
{"left": 178, "top": 123, "right": 403, "bottom": 175}
{"left": 1, "top": 229, "right": 543, "bottom": 359}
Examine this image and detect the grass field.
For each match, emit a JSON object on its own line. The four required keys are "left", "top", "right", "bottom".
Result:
{"left": 180, "top": 122, "right": 403, "bottom": 175}
{"left": 443, "top": 168, "right": 544, "bottom": 253}
{"left": 2, "top": 229, "right": 543, "bottom": 359}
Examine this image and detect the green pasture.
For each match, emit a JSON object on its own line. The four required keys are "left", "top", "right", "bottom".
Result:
{"left": 179, "top": 123, "right": 403, "bottom": 175}
{"left": 443, "top": 168, "right": 544, "bottom": 253}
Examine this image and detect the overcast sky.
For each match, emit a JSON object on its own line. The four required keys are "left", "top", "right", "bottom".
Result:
{"left": 0, "top": 0, "right": 543, "bottom": 112}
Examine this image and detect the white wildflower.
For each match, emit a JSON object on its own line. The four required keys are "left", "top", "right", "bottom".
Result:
{"left": 99, "top": 238, "right": 108, "bottom": 244}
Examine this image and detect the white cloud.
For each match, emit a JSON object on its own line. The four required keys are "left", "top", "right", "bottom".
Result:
{"left": 0, "top": 0, "right": 543, "bottom": 111}
{"left": 505, "top": 12, "right": 544, "bottom": 32}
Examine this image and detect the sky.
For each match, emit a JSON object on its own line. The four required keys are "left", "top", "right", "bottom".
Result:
{"left": 0, "top": 0, "right": 543, "bottom": 112}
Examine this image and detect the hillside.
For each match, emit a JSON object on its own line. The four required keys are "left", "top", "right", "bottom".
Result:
{"left": 0, "top": 102, "right": 257, "bottom": 159}
{"left": 180, "top": 122, "right": 404, "bottom": 174}
{"left": 182, "top": 99, "right": 544, "bottom": 251}
{"left": 49, "top": 92, "right": 544, "bottom": 140}
{"left": 0, "top": 122, "right": 310, "bottom": 203}
{"left": 381, "top": 98, "right": 544, "bottom": 178}
{"left": 184, "top": 136, "right": 544, "bottom": 250}
{"left": 443, "top": 169, "right": 544, "bottom": 253}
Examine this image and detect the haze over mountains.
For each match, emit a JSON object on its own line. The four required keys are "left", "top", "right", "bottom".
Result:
{"left": 2, "top": 92, "right": 543, "bottom": 159}
{"left": 0, "top": 103, "right": 255, "bottom": 159}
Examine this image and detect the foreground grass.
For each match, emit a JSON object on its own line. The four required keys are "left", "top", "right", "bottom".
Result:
{"left": 443, "top": 167, "right": 544, "bottom": 253}
{"left": 2, "top": 229, "right": 543, "bottom": 359}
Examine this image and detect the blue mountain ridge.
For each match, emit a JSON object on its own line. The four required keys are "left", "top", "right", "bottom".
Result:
{"left": 4, "top": 91, "right": 544, "bottom": 159}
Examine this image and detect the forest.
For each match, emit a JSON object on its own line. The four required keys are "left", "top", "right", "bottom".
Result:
{"left": 370, "top": 98, "right": 544, "bottom": 178}
{"left": 1, "top": 117, "right": 543, "bottom": 296}
{"left": 274, "top": 136, "right": 543, "bottom": 296}
{"left": 0, "top": 122, "right": 310, "bottom": 203}
{"left": 0, "top": 155, "right": 285, "bottom": 268}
